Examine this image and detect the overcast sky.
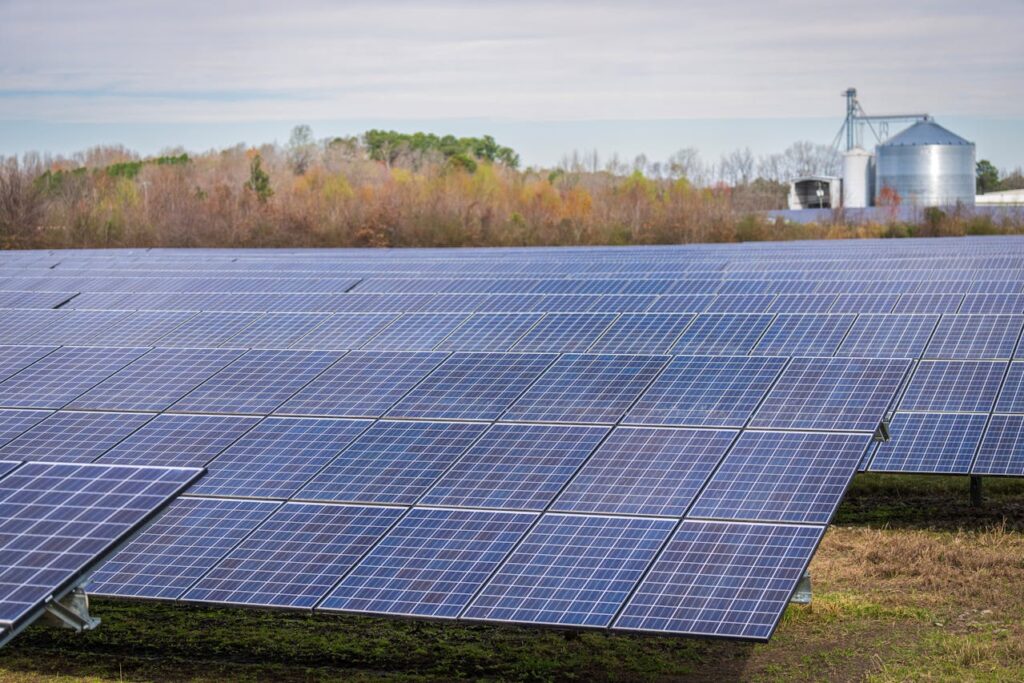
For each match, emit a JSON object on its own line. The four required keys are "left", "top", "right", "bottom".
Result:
{"left": 2, "top": 0, "right": 1022, "bottom": 167}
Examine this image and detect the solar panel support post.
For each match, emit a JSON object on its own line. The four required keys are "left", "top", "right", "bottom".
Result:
{"left": 42, "top": 588, "right": 101, "bottom": 632}
{"left": 970, "top": 475, "right": 984, "bottom": 508}
{"left": 790, "top": 571, "right": 813, "bottom": 605}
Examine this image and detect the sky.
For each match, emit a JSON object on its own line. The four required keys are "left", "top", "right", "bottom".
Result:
{"left": 1, "top": 0, "right": 1022, "bottom": 169}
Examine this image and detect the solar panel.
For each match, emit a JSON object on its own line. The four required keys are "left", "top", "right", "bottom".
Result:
{"left": 386, "top": 352, "right": 556, "bottom": 421}
{"left": 189, "top": 417, "right": 371, "bottom": 499}
{"left": 220, "top": 312, "right": 330, "bottom": 349}
{"left": 0, "top": 346, "right": 149, "bottom": 409}
{"left": 361, "top": 313, "right": 468, "bottom": 350}
{"left": 752, "top": 314, "right": 855, "bottom": 356}
{"left": 749, "top": 357, "right": 909, "bottom": 432}
{"left": 0, "top": 410, "right": 52, "bottom": 447}
{"left": 296, "top": 420, "right": 488, "bottom": 504}
{"left": 463, "top": 514, "right": 674, "bottom": 627}
{"left": 0, "top": 461, "right": 19, "bottom": 480}
{"left": 67, "top": 347, "right": 245, "bottom": 412}
{"left": 0, "top": 346, "right": 57, "bottom": 382}
{"left": 0, "top": 410, "right": 153, "bottom": 463}
{"left": 828, "top": 293, "right": 899, "bottom": 314}
{"left": 994, "top": 361, "right": 1024, "bottom": 413}
{"left": 644, "top": 294, "right": 713, "bottom": 314}
{"left": 435, "top": 313, "right": 542, "bottom": 352}
{"left": 552, "top": 427, "right": 736, "bottom": 516}
{"left": 82, "top": 310, "right": 197, "bottom": 346}
{"left": 923, "top": 314, "right": 1023, "bottom": 359}
{"left": 97, "top": 413, "right": 260, "bottom": 467}
{"left": 689, "top": 430, "right": 870, "bottom": 524}
{"left": 836, "top": 314, "right": 939, "bottom": 358}
{"left": 614, "top": 520, "right": 824, "bottom": 640}
{"left": 869, "top": 412, "right": 987, "bottom": 474}
{"left": 767, "top": 294, "right": 837, "bottom": 314}
{"left": 419, "top": 423, "right": 608, "bottom": 510}
{"left": 587, "top": 313, "right": 694, "bottom": 354}
{"left": 88, "top": 497, "right": 280, "bottom": 600}
{"left": 670, "top": 314, "right": 774, "bottom": 355}
{"left": 891, "top": 293, "right": 964, "bottom": 314}
{"left": 958, "top": 293, "right": 1024, "bottom": 315}
{"left": 0, "top": 462, "right": 200, "bottom": 627}
{"left": 10, "top": 310, "right": 131, "bottom": 345}
{"left": 972, "top": 414, "right": 1024, "bottom": 476}
{"left": 277, "top": 351, "right": 448, "bottom": 418}
{"left": 321, "top": 508, "right": 536, "bottom": 619}
{"left": 291, "top": 313, "right": 399, "bottom": 350}
{"left": 150, "top": 311, "right": 264, "bottom": 347}
{"left": 503, "top": 353, "right": 669, "bottom": 424}
{"left": 169, "top": 349, "right": 342, "bottom": 415}
{"left": 898, "top": 360, "right": 1005, "bottom": 412}
{"left": 623, "top": 355, "right": 787, "bottom": 427}
{"left": 706, "top": 294, "right": 776, "bottom": 313}
{"left": 510, "top": 313, "right": 617, "bottom": 352}
{"left": 182, "top": 503, "right": 404, "bottom": 609}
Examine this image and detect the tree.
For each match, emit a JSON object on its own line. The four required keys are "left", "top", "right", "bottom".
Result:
{"left": 287, "top": 125, "right": 316, "bottom": 175}
{"left": 976, "top": 159, "right": 1000, "bottom": 194}
{"left": 244, "top": 154, "right": 273, "bottom": 203}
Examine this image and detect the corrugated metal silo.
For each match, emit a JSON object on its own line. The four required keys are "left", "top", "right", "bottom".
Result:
{"left": 875, "top": 120, "right": 975, "bottom": 206}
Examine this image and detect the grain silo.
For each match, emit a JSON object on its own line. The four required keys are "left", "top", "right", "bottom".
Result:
{"left": 875, "top": 120, "right": 975, "bottom": 207}
{"left": 842, "top": 148, "right": 874, "bottom": 208}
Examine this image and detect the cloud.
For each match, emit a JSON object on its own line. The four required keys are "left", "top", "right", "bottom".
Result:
{"left": 1, "top": 0, "right": 1021, "bottom": 123}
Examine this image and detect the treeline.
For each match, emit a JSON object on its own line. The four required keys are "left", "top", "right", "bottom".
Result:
{"left": 0, "top": 126, "right": 1021, "bottom": 249}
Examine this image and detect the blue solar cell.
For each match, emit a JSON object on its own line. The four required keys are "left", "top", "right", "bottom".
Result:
{"left": 0, "top": 461, "right": 20, "bottom": 480}
{"left": 361, "top": 313, "right": 469, "bottom": 351}
{"left": 705, "top": 294, "right": 776, "bottom": 313}
{"left": 588, "top": 314, "right": 694, "bottom": 354}
{"left": 752, "top": 314, "right": 855, "bottom": 356}
{"left": 83, "top": 310, "right": 198, "bottom": 346}
{"left": 995, "top": 361, "right": 1024, "bottom": 412}
{"left": 420, "top": 423, "right": 608, "bottom": 510}
{"left": 88, "top": 497, "right": 280, "bottom": 600}
{"left": 464, "top": 514, "right": 674, "bottom": 628}
{"left": 973, "top": 414, "right": 1024, "bottom": 476}
{"left": 767, "top": 294, "right": 837, "bottom": 314}
{"left": 670, "top": 314, "right": 774, "bottom": 355}
{"left": 614, "top": 520, "right": 824, "bottom": 640}
{"left": 552, "top": 427, "right": 735, "bottom": 516}
{"left": 715, "top": 280, "right": 769, "bottom": 296}
{"left": 624, "top": 355, "right": 786, "bottom": 427}
{"left": 154, "top": 311, "right": 264, "bottom": 347}
{"left": 387, "top": 352, "right": 556, "bottom": 420}
{"left": 0, "top": 410, "right": 52, "bottom": 447}
{"left": 828, "top": 293, "right": 899, "bottom": 314}
{"left": 899, "top": 360, "right": 1005, "bottom": 412}
{"left": 97, "top": 413, "right": 260, "bottom": 467}
{"left": 170, "top": 349, "right": 342, "bottom": 415}
{"left": 0, "top": 346, "right": 57, "bottom": 382}
{"left": 221, "top": 312, "right": 331, "bottom": 349}
{"left": 0, "top": 291, "right": 75, "bottom": 310}
{"left": 510, "top": 313, "right": 617, "bottom": 352}
{"left": 0, "top": 462, "right": 200, "bottom": 626}
{"left": 0, "top": 346, "right": 149, "bottom": 409}
{"left": 9, "top": 310, "right": 131, "bottom": 345}
{"left": 836, "top": 314, "right": 939, "bottom": 358}
{"left": 183, "top": 503, "right": 404, "bottom": 609}
{"left": 0, "top": 411, "right": 153, "bottom": 463}
{"left": 503, "top": 353, "right": 669, "bottom": 424}
{"left": 435, "top": 313, "right": 543, "bottom": 352}
{"left": 923, "top": 314, "right": 1023, "bottom": 359}
{"left": 277, "top": 351, "right": 447, "bottom": 418}
{"left": 644, "top": 294, "right": 714, "bottom": 314}
{"left": 749, "top": 357, "right": 909, "bottom": 432}
{"left": 67, "top": 347, "right": 246, "bottom": 412}
{"left": 291, "top": 313, "right": 399, "bottom": 349}
{"left": 688, "top": 430, "right": 870, "bottom": 524}
{"left": 869, "top": 412, "right": 987, "bottom": 474}
{"left": 891, "top": 293, "right": 964, "bottom": 314}
{"left": 958, "top": 293, "right": 1024, "bottom": 315}
{"left": 296, "top": 420, "right": 488, "bottom": 504}
{"left": 321, "top": 508, "right": 536, "bottom": 619}
{"left": 191, "top": 417, "right": 371, "bottom": 499}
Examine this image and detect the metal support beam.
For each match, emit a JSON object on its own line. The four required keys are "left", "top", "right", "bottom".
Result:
{"left": 42, "top": 588, "right": 100, "bottom": 632}
{"left": 790, "top": 572, "right": 813, "bottom": 605}
{"left": 970, "top": 475, "right": 984, "bottom": 508}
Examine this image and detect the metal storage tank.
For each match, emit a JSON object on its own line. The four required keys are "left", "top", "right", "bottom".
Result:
{"left": 842, "top": 148, "right": 874, "bottom": 208}
{"left": 875, "top": 120, "right": 975, "bottom": 206}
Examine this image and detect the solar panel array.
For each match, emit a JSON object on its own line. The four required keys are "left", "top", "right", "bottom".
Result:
{"left": 1, "top": 239, "right": 1022, "bottom": 642}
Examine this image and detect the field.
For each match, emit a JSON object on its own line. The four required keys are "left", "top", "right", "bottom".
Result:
{"left": 2, "top": 475, "right": 1022, "bottom": 683}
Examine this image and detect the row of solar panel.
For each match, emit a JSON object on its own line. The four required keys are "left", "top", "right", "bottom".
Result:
{"left": 0, "top": 345, "right": 910, "bottom": 430}
{"left": 2, "top": 309, "right": 1023, "bottom": 360}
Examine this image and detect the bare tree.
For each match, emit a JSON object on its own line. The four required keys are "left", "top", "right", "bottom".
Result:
{"left": 287, "top": 124, "right": 317, "bottom": 175}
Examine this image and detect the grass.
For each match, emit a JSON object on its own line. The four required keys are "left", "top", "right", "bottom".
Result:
{"left": 2, "top": 475, "right": 1023, "bottom": 682}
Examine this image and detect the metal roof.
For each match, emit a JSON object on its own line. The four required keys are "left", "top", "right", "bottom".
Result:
{"left": 879, "top": 120, "right": 973, "bottom": 147}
